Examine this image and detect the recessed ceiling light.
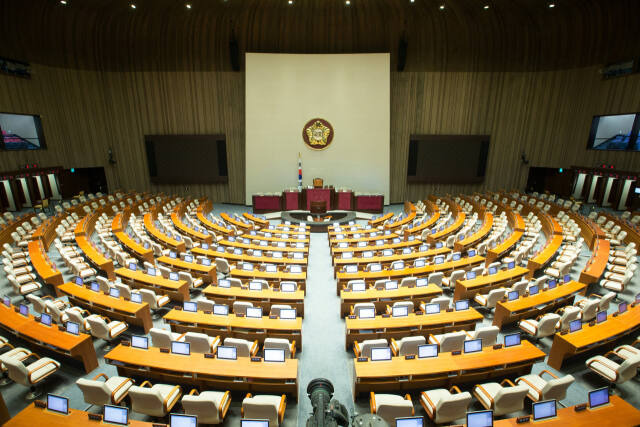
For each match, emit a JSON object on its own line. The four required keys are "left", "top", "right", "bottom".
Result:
{"left": 483, "top": 4, "right": 489, "bottom": 9}
{"left": 345, "top": 0, "right": 350, "bottom": 5}
{"left": 548, "top": 3, "right": 555, "bottom": 7}
{"left": 130, "top": 3, "right": 136, "bottom": 8}
{"left": 60, "top": 0, "right": 67, "bottom": 4}
{"left": 439, "top": 4, "right": 445, "bottom": 9}
{"left": 186, "top": 3, "right": 192, "bottom": 8}
{"left": 410, "top": 0, "right": 414, "bottom": 3}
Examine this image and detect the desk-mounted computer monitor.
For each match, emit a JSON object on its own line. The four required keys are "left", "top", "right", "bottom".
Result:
{"left": 351, "top": 281, "right": 366, "bottom": 292}
{"left": 563, "top": 274, "right": 571, "bottom": 283}
{"left": 246, "top": 307, "right": 263, "bottom": 318}
{"left": 455, "top": 300, "right": 469, "bottom": 311}
{"left": 424, "top": 303, "right": 440, "bottom": 315}
{"left": 385, "top": 281, "right": 398, "bottom": 290}
{"left": 463, "top": 339, "right": 482, "bottom": 354}
{"left": 452, "top": 253, "right": 461, "bottom": 261}
{"left": 280, "top": 309, "right": 296, "bottom": 320}
{"left": 218, "top": 279, "right": 230, "bottom": 288}
{"left": 504, "top": 333, "right": 521, "bottom": 347}
{"left": 532, "top": 400, "right": 556, "bottom": 421}
{"left": 40, "top": 313, "right": 52, "bottom": 326}
{"left": 75, "top": 277, "right": 83, "bottom": 285}
{"left": 241, "top": 420, "right": 269, "bottom": 427}
{"left": 342, "top": 252, "right": 353, "bottom": 260}
{"left": 596, "top": 310, "right": 607, "bottom": 323}
{"left": 2, "top": 297, "right": 9, "bottom": 307}
{"left": 184, "top": 255, "right": 193, "bottom": 263}
{"left": 128, "top": 262, "right": 137, "bottom": 271}
{"left": 466, "top": 271, "right": 476, "bottom": 280}
{"left": 468, "top": 249, "right": 476, "bottom": 257}
{"left": 434, "top": 257, "right": 444, "bottom": 265}
{"left": 589, "top": 387, "right": 609, "bottom": 409}
{"left": 183, "top": 301, "right": 197, "bottom": 312}
{"left": 359, "top": 307, "right": 376, "bottom": 319}
{"left": 547, "top": 279, "right": 557, "bottom": 289}
{"left": 202, "top": 258, "right": 211, "bottom": 266}
{"left": 414, "top": 259, "right": 426, "bottom": 268}
{"left": 466, "top": 410, "right": 493, "bottom": 427}
{"left": 19, "top": 304, "right": 28, "bottom": 316}
{"left": 345, "top": 265, "right": 358, "bottom": 273}
{"left": 280, "top": 282, "right": 296, "bottom": 292}
{"left": 249, "top": 281, "right": 263, "bottom": 291}
{"left": 392, "top": 305, "right": 409, "bottom": 317}
{"left": 417, "top": 344, "right": 438, "bottom": 359}
{"left": 213, "top": 304, "right": 229, "bottom": 316}
{"left": 169, "top": 413, "right": 197, "bottom": 427}
{"left": 169, "top": 272, "right": 179, "bottom": 281}
{"left": 91, "top": 282, "right": 100, "bottom": 292}
{"left": 529, "top": 285, "right": 539, "bottom": 295}
{"left": 66, "top": 321, "right": 79, "bottom": 335}
{"left": 435, "top": 242, "right": 443, "bottom": 249}
{"left": 488, "top": 267, "right": 497, "bottom": 275}
{"left": 171, "top": 341, "right": 190, "bottom": 355}
{"left": 131, "top": 292, "right": 142, "bottom": 303}
{"left": 264, "top": 348, "right": 286, "bottom": 362}
{"left": 131, "top": 335, "right": 149, "bottom": 349}
{"left": 619, "top": 302, "right": 628, "bottom": 314}
{"left": 47, "top": 394, "right": 69, "bottom": 415}
{"left": 369, "top": 264, "right": 382, "bottom": 272}
{"left": 395, "top": 416, "right": 424, "bottom": 427}
{"left": 217, "top": 346, "right": 237, "bottom": 360}
{"left": 508, "top": 290, "right": 519, "bottom": 301}
{"left": 103, "top": 405, "right": 129, "bottom": 425}
{"left": 370, "top": 347, "right": 392, "bottom": 361}
{"left": 147, "top": 267, "right": 156, "bottom": 276}
{"left": 416, "top": 278, "right": 428, "bottom": 287}
{"left": 569, "top": 319, "right": 582, "bottom": 332}
{"left": 109, "top": 288, "right": 120, "bottom": 298}
{"left": 507, "top": 261, "right": 515, "bottom": 269}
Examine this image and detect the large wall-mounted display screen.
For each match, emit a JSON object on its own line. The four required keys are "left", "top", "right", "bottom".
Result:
{"left": 587, "top": 113, "right": 640, "bottom": 151}
{"left": 0, "top": 112, "right": 47, "bottom": 150}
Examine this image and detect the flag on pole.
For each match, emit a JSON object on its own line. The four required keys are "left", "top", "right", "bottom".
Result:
{"left": 297, "top": 152, "right": 302, "bottom": 191}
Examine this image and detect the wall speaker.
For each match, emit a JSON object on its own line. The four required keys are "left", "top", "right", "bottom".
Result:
{"left": 397, "top": 37, "right": 408, "bottom": 72}
{"left": 229, "top": 34, "right": 240, "bottom": 72}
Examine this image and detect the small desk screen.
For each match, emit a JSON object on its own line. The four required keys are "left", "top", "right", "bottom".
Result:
{"left": 47, "top": 394, "right": 68, "bottom": 415}
{"left": 280, "top": 308, "right": 296, "bottom": 319}
{"left": 359, "top": 308, "right": 376, "bottom": 319}
{"left": 213, "top": 304, "right": 229, "bottom": 315}
{"left": 280, "top": 282, "right": 296, "bottom": 292}
{"left": 589, "top": 387, "right": 609, "bottom": 408}
{"left": 424, "top": 303, "right": 440, "bottom": 314}
{"left": 217, "top": 346, "right": 237, "bottom": 360}
{"left": 171, "top": 341, "right": 190, "bottom": 355}
{"left": 370, "top": 347, "right": 392, "bottom": 361}
{"left": 395, "top": 417, "right": 424, "bottom": 427}
{"left": 596, "top": 311, "right": 607, "bottom": 323}
{"left": 466, "top": 410, "right": 493, "bottom": 427}
{"left": 504, "top": 333, "right": 521, "bottom": 347}
{"left": 246, "top": 307, "right": 262, "bottom": 318}
{"left": 264, "top": 348, "right": 285, "bottom": 362}
{"left": 455, "top": 300, "right": 469, "bottom": 311}
{"left": 66, "top": 321, "right": 79, "bottom": 335}
{"left": 131, "top": 335, "right": 148, "bottom": 349}
{"left": 40, "top": 313, "right": 52, "bottom": 326}
{"left": 169, "top": 413, "right": 197, "bottom": 427}
{"left": 103, "top": 405, "right": 128, "bottom": 425}
{"left": 569, "top": 319, "right": 582, "bottom": 332}
{"left": 392, "top": 306, "right": 409, "bottom": 317}
{"left": 183, "top": 301, "right": 197, "bottom": 312}
{"left": 418, "top": 344, "right": 438, "bottom": 358}
{"left": 463, "top": 339, "right": 482, "bottom": 354}
{"left": 532, "top": 400, "right": 556, "bottom": 421}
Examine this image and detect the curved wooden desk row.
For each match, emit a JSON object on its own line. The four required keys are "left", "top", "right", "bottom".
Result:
{"left": 330, "top": 231, "right": 401, "bottom": 245}
{"left": 332, "top": 246, "right": 451, "bottom": 268}
{"left": 105, "top": 345, "right": 299, "bottom": 398}
{"left": 191, "top": 246, "right": 308, "bottom": 266}
{"left": 220, "top": 212, "right": 256, "bottom": 230}
{"left": 352, "top": 340, "right": 545, "bottom": 397}
{"left": 385, "top": 202, "right": 417, "bottom": 230}
{"left": 28, "top": 240, "right": 64, "bottom": 291}
{"left": 115, "top": 267, "right": 190, "bottom": 302}
{"left": 112, "top": 208, "right": 155, "bottom": 264}
{"left": 493, "top": 281, "right": 587, "bottom": 328}
{"left": 155, "top": 255, "right": 216, "bottom": 283}
{"left": 0, "top": 303, "right": 98, "bottom": 373}
{"left": 454, "top": 211, "right": 494, "bottom": 252}
{"left": 579, "top": 238, "right": 610, "bottom": 285}
{"left": 59, "top": 282, "right": 153, "bottom": 333}
{"left": 527, "top": 234, "right": 564, "bottom": 278}
{"left": 331, "top": 238, "right": 424, "bottom": 254}
{"left": 230, "top": 268, "right": 307, "bottom": 292}
{"left": 163, "top": 309, "right": 304, "bottom": 347}
{"left": 143, "top": 210, "right": 187, "bottom": 253}
{"left": 369, "top": 212, "right": 394, "bottom": 226}
{"left": 196, "top": 202, "right": 234, "bottom": 236}
{"left": 487, "top": 230, "right": 524, "bottom": 263}
{"left": 203, "top": 284, "right": 305, "bottom": 316}
{"left": 453, "top": 266, "right": 529, "bottom": 301}
{"left": 340, "top": 283, "right": 443, "bottom": 316}
{"left": 345, "top": 308, "right": 483, "bottom": 348}
{"left": 547, "top": 302, "right": 640, "bottom": 369}
{"left": 602, "top": 212, "right": 640, "bottom": 247}
{"left": 7, "top": 403, "right": 156, "bottom": 426}
{"left": 406, "top": 201, "right": 440, "bottom": 235}
{"left": 243, "top": 212, "right": 269, "bottom": 227}
{"left": 170, "top": 202, "right": 213, "bottom": 244}
{"left": 217, "top": 238, "right": 308, "bottom": 253}
{"left": 335, "top": 255, "right": 486, "bottom": 295}
{"left": 74, "top": 212, "right": 115, "bottom": 280}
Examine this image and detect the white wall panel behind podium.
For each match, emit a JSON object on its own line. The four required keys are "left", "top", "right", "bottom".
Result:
{"left": 245, "top": 53, "right": 390, "bottom": 205}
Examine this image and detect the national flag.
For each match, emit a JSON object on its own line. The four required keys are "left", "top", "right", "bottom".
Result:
{"left": 298, "top": 152, "right": 302, "bottom": 191}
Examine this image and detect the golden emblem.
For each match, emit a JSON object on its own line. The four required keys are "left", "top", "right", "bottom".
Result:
{"left": 302, "top": 118, "right": 334, "bottom": 150}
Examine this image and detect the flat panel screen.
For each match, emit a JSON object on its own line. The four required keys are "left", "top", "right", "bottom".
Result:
{"left": 0, "top": 112, "right": 47, "bottom": 150}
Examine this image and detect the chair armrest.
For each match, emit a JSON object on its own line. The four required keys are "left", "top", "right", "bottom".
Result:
{"left": 139, "top": 380, "right": 153, "bottom": 388}
{"left": 404, "top": 394, "right": 414, "bottom": 415}
{"left": 539, "top": 369, "right": 559, "bottom": 379}
{"left": 107, "top": 321, "right": 127, "bottom": 333}
{"left": 278, "top": 395, "right": 287, "bottom": 424}
{"left": 163, "top": 385, "right": 182, "bottom": 412}
{"left": 449, "top": 385, "right": 462, "bottom": 394}
{"left": 370, "top": 392, "right": 376, "bottom": 414}
{"left": 111, "top": 378, "right": 133, "bottom": 404}
{"left": 188, "top": 388, "right": 199, "bottom": 396}
{"left": 474, "top": 384, "right": 494, "bottom": 408}
{"left": 250, "top": 340, "right": 259, "bottom": 357}
{"left": 92, "top": 373, "right": 109, "bottom": 381}
{"left": 428, "top": 334, "right": 439, "bottom": 344}
{"left": 420, "top": 391, "right": 436, "bottom": 418}
{"left": 353, "top": 341, "right": 361, "bottom": 357}
{"left": 516, "top": 377, "right": 542, "bottom": 395}
{"left": 290, "top": 340, "right": 297, "bottom": 358}
{"left": 501, "top": 379, "right": 516, "bottom": 387}
{"left": 465, "top": 331, "right": 474, "bottom": 339}
{"left": 219, "top": 390, "right": 231, "bottom": 420}
{"left": 28, "top": 360, "right": 59, "bottom": 383}
{"left": 23, "top": 352, "right": 40, "bottom": 361}
{"left": 390, "top": 338, "right": 399, "bottom": 356}
{"left": 41, "top": 295, "right": 53, "bottom": 301}
{"left": 177, "top": 332, "right": 187, "bottom": 341}
{"left": 385, "top": 305, "right": 391, "bottom": 315}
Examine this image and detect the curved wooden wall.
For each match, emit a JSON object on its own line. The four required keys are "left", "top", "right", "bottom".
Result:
{"left": 0, "top": 0, "right": 639, "bottom": 203}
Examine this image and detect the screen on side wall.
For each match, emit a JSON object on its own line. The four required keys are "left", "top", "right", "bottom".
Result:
{"left": 587, "top": 112, "right": 640, "bottom": 151}
{"left": 0, "top": 112, "right": 46, "bottom": 150}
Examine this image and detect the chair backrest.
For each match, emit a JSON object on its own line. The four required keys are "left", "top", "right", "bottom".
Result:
{"left": 400, "top": 277, "right": 416, "bottom": 287}
{"left": 86, "top": 316, "right": 109, "bottom": 339}
{"left": 347, "top": 280, "right": 366, "bottom": 291}
{"left": 581, "top": 299, "right": 599, "bottom": 321}
{"left": 598, "top": 292, "right": 616, "bottom": 310}
{"left": 397, "top": 336, "right": 426, "bottom": 356}
{"left": 140, "top": 289, "right": 160, "bottom": 309}
{"left": 430, "top": 296, "right": 450, "bottom": 311}
{"left": 3, "top": 357, "right": 29, "bottom": 386}
{"left": 427, "top": 272, "right": 444, "bottom": 286}
{"left": 233, "top": 301, "right": 253, "bottom": 315}
{"left": 197, "top": 299, "right": 215, "bottom": 312}
{"left": 223, "top": 337, "right": 256, "bottom": 357}
{"left": 617, "top": 355, "right": 640, "bottom": 383}
{"left": 438, "top": 331, "right": 467, "bottom": 353}
{"left": 181, "top": 393, "right": 224, "bottom": 424}
{"left": 353, "top": 303, "right": 375, "bottom": 317}
{"left": 485, "top": 289, "right": 507, "bottom": 308}
{"left": 493, "top": 385, "right": 529, "bottom": 415}
{"left": 434, "top": 391, "right": 472, "bottom": 424}
{"left": 26, "top": 294, "right": 46, "bottom": 313}
{"left": 541, "top": 375, "right": 574, "bottom": 401}
{"left": 471, "top": 326, "right": 500, "bottom": 346}
{"left": 449, "top": 270, "right": 465, "bottom": 283}
{"left": 66, "top": 309, "right": 88, "bottom": 331}
{"left": 242, "top": 395, "right": 280, "bottom": 426}
{"left": 44, "top": 300, "right": 64, "bottom": 322}
{"left": 76, "top": 378, "right": 111, "bottom": 406}
{"left": 264, "top": 338, "right": 292, "bottom": 358}
{"left": 359, "top": 339, "right": 388, "bottom": 359}
{"left": 128, "top": 386, "right": 166, "bottom": 417}
{"left": 537, "top": 314, "right": 561, "bottom": 337}
{"left": 215, "top": 258, "right": 231, "bottom": 273}
{"left": 392, "top": 301, "right": 414, "bottom": 314}
{"left": 269, "top": 304, "right": 292, "bottom": 317}
{"left": 558, "top": 307, "right": 581, "bottom": 331}
{"left": 375, "top": 394, "right": 413, "bottom": 425}
{"left": 150, "top": 328, "right": 174, "bottom": 348}
{"left": 96, "top": 276, "right": 111, "bottom": 293}
{"left": 115, "top": 283, "right": 131, "bottom": 299}
{"left": 183, "top": 332, "right": 217, "bottom": 353}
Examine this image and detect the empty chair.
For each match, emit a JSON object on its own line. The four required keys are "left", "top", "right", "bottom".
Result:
{"left": 76, "top": 373, "right": 133, "bottom": 407}
{"left": 352, "top": 302, "right": 376, "bottom": 318}
{"left": 150, "top": 327, "right": 184, "bottom": 348}
{"left": 429, "top": 296, "right": 451, "bottom": 311}
{"left": 264, "top": 338, "right": 296, "bottom": 358}
{"left": 465, "top": 326, "right": 499, "bottom": 347}
{"left": 387, "top": 301, "right": 414, "bottom": 315}
{"left": 183, "top": 332, "right": 220, "bottom": 354}
{"left": 269, "top": 304, "right": 293, "bottom": 317}
{"left": 242, "top": 394, "right": 286, "bottom": 427}
{"left": 27, "top": 294, "right": 67, "bottom": 314}
{"left": 353, "top": 339, "right": 388, "bottom": 358}
{"left": 473, "top": 380, "right": 529, "bottom": 416}
{"left": 370, "top": 392, "right": 414, "bottom": 425}
{"left": 345, "top": 279, "right": 367, "bottom": 291}
{"left": 86, "top": 315, "right": 127, "bottom": 349}
{"left": 441, "top": 270, "right": 465, "bottom": 288}
{"left": 181, "top": 388, "right": 231, "bottom": 424}
{"left": 428, "top": 331, "right": 467, "bottom": 353}
{"left": 128, "top": 381, "right": 182, "bottom": 417}
{"left": 601, "top": 271, "right": 633, "bottom": 293}
{"left": 515, "top": 370, "right": 575, "bottom": 402}
{"left": 215, "top": 258, "right": 234, "bottom": 275}
{"left": 474, "top": 288, "right": 507, "bottom": 311}
{"left": 555, "top": 306, "right": 581, "bottom": 332}
{"left": 139, "top": 289, "right": 170, "bottom": 315}
{"left": 519, "top": 313, "right": 561, "bottom": 340}
{"left": 115, "top": 283, "right": 132, "bottom": 300}
{"left": 8, "top": 274, "right": 41, "bottom": 297}
{"left": 197, "top": 299, "right": 215, "bottom": 312}
{"left": 390, "top": 336, "right": 426, "bottom": 356}
{"left": 576, "top": 297, "right": 600, "bottom": 322}
{"left": 420, "top": 386, "right": 472, "bottom": 425}
{"left": 179, "top": 271, "right": 204, "bottom": 289}
{"left": 3, "top": 354, "right": 61, "bottom": 399}
{"left": 400, "top": 277, "right": 417, "bottom": 288}
{"left": 586, "top": 353, "right": 640, "bottom": 389}
{"left": 223, "top": 337, "right": 259, "bottom": 357}
{"left": 427, "top": 272, "right": 444, "bottom": 287}
{"left": 233, "top": 301, "right": 254, "bottom": 316}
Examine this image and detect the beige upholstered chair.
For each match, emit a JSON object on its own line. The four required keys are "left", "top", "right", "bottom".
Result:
{"left": 555, "top": 306, "right": 581, "bottom": 332}
{"left": 269, "top": 304, "right": 293, "bottom": 317}
{"left": 3, "top": 353, "right": 61, "bottom": 399}
{"left": 27, "top": 294, "right": 67, "bottom": 314}
{"left": 586, "top": 353, "right": 640, "bottom": 387}
{"left": 420, "top": 386, "right": 472, "bottom": 424}
{"left": 428, "top": 331, "right": 467, "bottom": 353}
{"left": 183, "top": 332, "right": 220, "bottom": 354}
{"left": 86, "top": 315, "right": 127, "bottom": 349}
{"left": 515, "top": 370, "right": 574, "bottom": 402}
{"left": 427, "top": 272, "right": 444, "bottom": 287}
{"left": 76, "top": 373, "right": 133, "bottom": 407}
{"left": 128, "top": 381, "right": 182, "bottom": 417}
{"left": 369, "top": 392, "right": 414, "bottom": 425}
{"left": 223, "top": 337, "right": 259, "bottom": 357}
{"left": 215, "top": 258, "right": 234, "bottom": 275}
{"left": 181, "top": 389, "right": 231, "bottom": 424}
{"left": 150, "top": 328, "right": 184, "bottom": 348}
{"left": 441, "top": 270, "right": 465, "bottom": 288}
{"left": 352, "top": 302, "right": 376, "bottom": 318}
{"left": 233, "top": 301, "right": 254, "bottom": 315}
{"left": 465, "top": 326, "right": 500, "bottom": 347}
{"left": 474, "top": 288, "right": 507, "bottom": 310}
{"left": 242, "top": 394, "right": 287, "bottom": 426}
{"left": 264, "top": 338, "right": 296, "bottom": 358}
{"left": 390, "top": 336, "right": 426, "bottom": 356}
{"left": 518, "top": 313, "right": 561, "bottom": 340}
{"left": 473, "top": 379, "right": 529, "bottom": 416}
{"left": 353, "top": 339, "right": 388, "bottom": 358}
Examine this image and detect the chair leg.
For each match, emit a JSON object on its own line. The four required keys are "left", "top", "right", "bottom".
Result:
{"left": 0, "top": 372, "right": 12, "bottom": 386}
{"left": 25, "top": 384, "right": 42, "bottom": 400}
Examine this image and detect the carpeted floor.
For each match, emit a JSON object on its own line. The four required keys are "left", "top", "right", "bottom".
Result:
{"left": 1, "top": 201, "right": 639, "bottom": 427}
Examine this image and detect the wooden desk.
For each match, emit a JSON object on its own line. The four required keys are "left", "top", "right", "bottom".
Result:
{"left": 59, "top": 282, "right": 152, "bottom": 333}
{"left": 406, "top": 201, "right": 440, "bottom": 234}
{"left": 0, "top": 304, "right": 98, "bottom": 373}
{"left": 369, "top": 212, "right": 393, "bottom": 226}
{"left": 143, "top": 211, "right": 186, "bottom": 252}
{"left": 493, "top": 396, "right": 640, "bottom": 426}
{"left": 335, "top": 255, "right": 485, "bottom": 295}
{"left": 333, "top": 247, "right": 451, "bottom": 268}
{"left": 330, "top": 232, "right": 400, "bottom": 245}
{"left": 196, "top": 203, "right": 234, "bottom": 236}
{"left": 156, "top": 255, "right": 216, "bottom": 283}
{"left": 221, "top": 212, "right": 256, "bottom": 230}
{"left": 203, "top": 284, "right": 305, "bottom": 317}
{"left": 171, "top": 210, "right": 212, "bottom": 244}
{"left": 527, "top": 234, "right": 564, "bottom": 278}
{"left": 353, "top": 340, "right": 545, "bottom": 396}
{"left": 105, "top": 345, "right": 298, "bottom": 398}
{"left": 580, "top": 239, "right": 610, "bottom": 285}
{"left": 230, "top": 268, "right": 307, "bottom": 292}
{"left": 453, "top": 266, "right": 529, "bottom": 301}
{"left": 243, "top": 212, "right": 269, "bottom": 227}
{"left": 345, "top": 308, "right": 483, "bottom": 348}
{"left": 192, "top": 246, "right": 308, "bottom": 266}
{"left": 492, "top": 281, "right": 586, "bottom": 328}
{"left": 340, "top": 283, "right": 443, "bottom": 316}
{"left": 6, "top": 403, "right": 155, "bottom": 426}
{"left": 28, "top": 240, "right": 63, "bottom": 291}
{"left": 218, "top": 238, "right": 308, "bottom": 254}
{"left": 74, "top": 213, "right": 115, "bottom": 280}
{"left": 164, "top": 309, "right": 304, "bottom": 347}
{"left": 331, "top": 239, "right": 424, "bottom": 255}
{"left": 115, "top": 267, "right": 189, "bottom": 302}
{"left": 454, "top": 212, "right": 493, "bottom": 251}
{"left": 547, "top": 302, "right": 640, "bottom": 369}
{"left": 487, "top": 230, "right": 524, "bottom": 263}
